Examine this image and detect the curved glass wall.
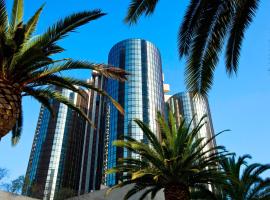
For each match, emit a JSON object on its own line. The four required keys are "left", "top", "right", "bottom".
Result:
{"left": 105, "top": 39, "right": 164, "bottom": 186}
{"left": 167, "top": 92, "right": 216, "bottom": 155}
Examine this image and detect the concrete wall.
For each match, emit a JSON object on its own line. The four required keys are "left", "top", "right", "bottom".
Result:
{"left": 68, "top": 185, "right": 165, "bottom": 200}
{"left": 0, "top": 191, "right": 39, "bottom": 200}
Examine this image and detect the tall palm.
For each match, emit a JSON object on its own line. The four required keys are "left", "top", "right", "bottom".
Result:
{"left": 0, "top": 0, "right": 128, "bottom": 144}
{"left": 221, "top": 155, "right": 270, "bottom": 199}
{"left": 192, "top": 155, "right": 270, "bottom": 200}
{"left": 107, "top": 112, "right": 229, "bottom": 200}
{"left": 125, "top": 0, "right": 259, "bottom": 96}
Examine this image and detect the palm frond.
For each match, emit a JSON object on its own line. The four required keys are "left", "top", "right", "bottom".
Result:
{"left": 184, "top": 0, "right": 220, "bottom": 95}
{"left": 10, "top": 0, "right": 24, "bottom": 32}
{"left": 178, "top": 0, "right": 203, "bottom": 57}
{"left": 181, "top": 0, "right": 259, "bottom": 96}
{"left": 248, "top": 178, "right": 270, "bottom": 198}
{"left": 112, "top": 140, "right": 164, "bottom": 169}
{"left": 22, "top": 87, "right": 94, "bottom": 127}
{"left": 0, "top": 0, "right": 8, "bottom": 33}
{"left": 24, "top": 4, "right": 44, "bottom": 40}
{"left": 125, "top": 0, "right": 159, "bottom": 24}
{"left": 198, "top": 1, "right": 234, "bottom": 96}
{"left": 220, "top": 154, "right": 270, "bottom": 199}
{"left": 36, "top": 10, "right": 106, "bottom": 50}
{"left": 108, "top": 113, "right": 228, "bottom": 198}
{"left": 225, "top": 0, "right": 259, "bottom": 75}
{"left": 19, "top": 60, "right": 127, "bottom": 84}
{"left": 134, "top": 118, "right": 164, "bottom": 156}
{"left": 30, "top": 75, "right": 85, "bottom": 97}
{"left": 22, "top": 87, "right": 55, "bottom": 117}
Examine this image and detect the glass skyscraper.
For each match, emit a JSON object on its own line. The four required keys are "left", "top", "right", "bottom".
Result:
{"left": 105, "top": 39, "right": 165, "bottom": 186}
{"left": 23, "top": 88, "right": 88, "bottom": 200}
{"left": 78, "top": 71, "right": 107, "bottom": 194}
{"left": 24, "top": 72, "right": 108, "bottom": 199}
{"left": 166, "top": 92, "right": 216, "bottom": 154}
{"left": 24, "top": 38, "right": 218, "bottom": 199}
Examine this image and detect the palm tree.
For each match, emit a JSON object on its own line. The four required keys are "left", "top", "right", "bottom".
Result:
{"left": 107, "top": 112, "right": 229, "bottom": 200}
{"left": 220, "top": 155, "right": 270, "bottom": 199}
{"left": 0, "top": 0, "right": 128, "bottom": 144}
{"left": 125, "top": 0, "right": 259, "bottom": 96}
{"left": 192, "top": 155, "right": 270, "bottom": 200}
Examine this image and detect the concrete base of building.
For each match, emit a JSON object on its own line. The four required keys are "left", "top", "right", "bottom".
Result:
{"left": 0, "top": 190, "right": 38, "bottom": 200}
{"left": 68, "top": 185, "right": 165, "bottom": 200}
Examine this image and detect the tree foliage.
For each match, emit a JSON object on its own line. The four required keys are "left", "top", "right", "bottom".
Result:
{"left": 107, "top": 112, "right": 229, "bottom": 200}
{"left": 0, "top": 0, "right": 128, "bottom": 144}
{"left": 125, "top": 0, "right": 259, "bottom": 96}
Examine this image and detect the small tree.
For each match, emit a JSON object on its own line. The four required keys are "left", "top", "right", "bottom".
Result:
{"left": 0, "top": 168, "right": 8, "bottom": 181}
{"left": 0, "top": 167, "right": 8, "bottom": 190}
{"left": 4, "top": 175, "right": 24, "bottom": 194}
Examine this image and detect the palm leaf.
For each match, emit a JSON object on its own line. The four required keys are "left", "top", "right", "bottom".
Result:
{"left": 198, "top": 1, "right": 234, "bottom": 96}
{"left": 108, "top": 113, "right": 228, "bottom": 198}
{"left": 31, "top": 75, "right": 85, "bottom": 97}
{"left": 22, "top": 87, "right": 94, "bottom": 127}
{"left": 10, "top": 0, "right": 24, "bottom": 32}
{"left": 225, "top": 0, "right": 259, "bottom": 75}
{"left": 184, "top": 0, "right": 220, "bottom": 94}
{"left": 178, "top": 0, "right": 203, "bottom": 57}
{"left": 22, "top": 87, "right": 55, "bottom": 117}
{"left": 134, "top": 119, "right": 164, "bottom": 156}
{"left": 125, "top": 0, "right": 159, "bottom": 24}
{"left": 36, "top": 10, "right": 106, "bottom": 49}
{"left": 19, "top": 60, "right": 127, "bottom": 84}
{"left": 0, "top": 0, "right": 8, "bottom": 32}
{"left": 24, "top": 4, "right": 44, "bottom": 40}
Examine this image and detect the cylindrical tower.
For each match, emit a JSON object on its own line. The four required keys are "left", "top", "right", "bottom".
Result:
{"left": 105, "top": 39, "right": 164, "bottom": 186}
{"left": 166, "top": 92, "right": 216, "bottom": 155}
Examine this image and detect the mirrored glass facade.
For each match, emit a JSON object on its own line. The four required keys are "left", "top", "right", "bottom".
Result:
{"left": 105, "top": 39, "right": 165, "bottom": 186}
{"left": 166, "top": 92, "right": 216, "bottom": 154}
{"left": 24, "top": 88, "right": 88, "bottom": 200}
{"left": 78, "top": 72, "right": 107, "bottom": 194}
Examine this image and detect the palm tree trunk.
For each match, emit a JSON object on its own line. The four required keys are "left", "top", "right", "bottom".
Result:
{"left": 0, "top": 79, "right": 21, "bottom": 139}
{"left": 164, "top": 184, "right": 190, "bottom": 200}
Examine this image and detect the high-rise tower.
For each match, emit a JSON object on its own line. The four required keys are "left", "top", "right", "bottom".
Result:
{"left": 23, "top": 88, "right": 88, "bottom": 200}
{"left": 166, "top": 92, "right": 216, "bottom": 154}
{"left": 105, "top": 39, "right": 165, "bottom": 186}
{"left": 78, "top": 71, "right": 107, "bottom": 194}
{"left": 23, "top": 72, "right": 107, "bottom": 199}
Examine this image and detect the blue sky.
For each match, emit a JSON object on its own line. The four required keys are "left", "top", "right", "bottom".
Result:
{"left": 0, "top": 0, "right": 269, "bottom": 181}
